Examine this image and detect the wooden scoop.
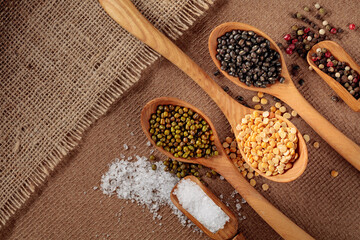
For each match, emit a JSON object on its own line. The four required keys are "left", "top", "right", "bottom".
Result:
{"left": 208, "top": 23, "right": 360, "bottom": 171}
{"left": 140, "top": 97, "right": 312, "bottom": 239}
{"left": 170, "top": 175, "right": 238, "bottom": 240}
{"left": 307, "top": 40, "right": 360, "bottom": 112}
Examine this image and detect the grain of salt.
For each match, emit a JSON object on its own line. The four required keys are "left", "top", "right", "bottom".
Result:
{"left": 173, "top": 179, "right": 230, "bottom": 233}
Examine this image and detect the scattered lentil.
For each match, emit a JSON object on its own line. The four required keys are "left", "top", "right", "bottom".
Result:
{"left": 262, "top": 183, "right": 269, "bottom": 191}
{"left": 331, "top": 170, "right": 339, "bottom": 178}
{"left": 313, "top": 142, "right": 320, "bottom": 148}
{"left": 254, "top": 104, "right": 262, "bottom": 110}
{"left": 260, "top": 98, "right": 268, "bottom": 105}
{"left": 249, "top": 179, "right": 256, "bottom": 186}
{"left": 303, "top": 134, "right": 310, "bottom": 143}
{"left": 291, "top": 110, "right": 298, "bottom": 117}
{"left": 252, "top": 96, "right": 260, "bottom": 103}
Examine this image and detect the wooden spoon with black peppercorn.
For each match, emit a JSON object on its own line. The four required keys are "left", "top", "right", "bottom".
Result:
{"left": 208, "top": 22, "right": 360, "bottom": 171}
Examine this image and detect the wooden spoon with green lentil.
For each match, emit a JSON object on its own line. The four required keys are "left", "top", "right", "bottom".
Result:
{"left": 208, "top": 22, "right": 360, "bottom": 171}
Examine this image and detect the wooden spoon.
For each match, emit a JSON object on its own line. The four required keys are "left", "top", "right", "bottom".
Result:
{"left": 307, "top": 40, "right": 360, "bottom": 112}
{"left": 141, "top": 97, "right": 312, "bottom": 239}
{"left": 170, "top": 175, "right": 238, "bottom": 240}
{"left": 208, "top": 22, "right": 360, "bottom": 171}
{"left": 140, "top": 97, "right": 312, "bottom": 239}
{"left": 100, "top": 0, "right": 308, "bottom": 182}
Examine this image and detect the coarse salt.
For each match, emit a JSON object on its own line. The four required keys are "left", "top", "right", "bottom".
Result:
{"left": 101, "top": 156, "right": 195, "bottom": 229}
{"left": 173, "top": 179, "right": 230, "bottom": 233}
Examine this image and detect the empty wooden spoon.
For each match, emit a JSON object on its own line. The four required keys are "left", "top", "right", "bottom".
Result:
{"left": 208, "top": 22, "right": 360, "bottom": 170}
{"left": 171, "top": 175, "right": 238, "bottom": 240}
{"left": 141, "top": 96, "right": 312, "bottom": 239}
{"left": 307, "top": 40, "right": 360, "bottom": 112}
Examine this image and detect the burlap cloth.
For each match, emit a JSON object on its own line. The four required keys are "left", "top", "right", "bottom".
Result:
{"left": 1, "top": 0, "right": 360, "bottom": 239}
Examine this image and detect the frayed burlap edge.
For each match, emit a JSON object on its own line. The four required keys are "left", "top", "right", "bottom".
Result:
{"left": 0, "top": 0, "right": 214, "bottom": 228}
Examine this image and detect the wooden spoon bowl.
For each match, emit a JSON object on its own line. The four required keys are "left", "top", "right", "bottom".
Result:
{"left": 141, "top": 97, "right": 308, "bottom": 182}
{"left": 171, "top": 175, "right": 238, "bottom": 240}
{"left": 307, "top": 40, "right": 360, "bottom": 112}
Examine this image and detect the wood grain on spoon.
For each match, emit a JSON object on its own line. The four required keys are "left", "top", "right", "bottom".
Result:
{"left": 307, "top": 40, "right": 360, "bottom": 112}
{"left": 209, "top": 22, "right": 360, "bottom": 171}
{"left": 140, "top": 97, "right": 312, "bottom": 240}
{"left": 171, "top": 175, "right": 238, "bottom": 240}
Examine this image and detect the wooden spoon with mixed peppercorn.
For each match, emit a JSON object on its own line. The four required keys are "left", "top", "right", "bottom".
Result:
{"left": 307, "top": 40, "right": 360, "bottom": 112}
{"left": 208, "top": 22, "right": 360, "bottom": 171}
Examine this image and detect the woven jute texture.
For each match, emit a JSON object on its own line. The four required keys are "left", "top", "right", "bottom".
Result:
{"left": 0, "top": 0, "right": 214, "bottom": 228}
{"left": 1, "top": 0, "right": 360, "bottom": 239}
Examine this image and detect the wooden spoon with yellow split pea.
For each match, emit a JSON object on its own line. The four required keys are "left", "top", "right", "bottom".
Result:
{"left": 208, "top": 23, "right": 360, "bottom": 171}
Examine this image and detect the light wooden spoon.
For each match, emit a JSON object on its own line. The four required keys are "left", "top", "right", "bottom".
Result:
{"left": 307, "top": 40, "right": 360, "bottom": 112}
{"left": 209, "top": 22, "right": 360, "bottom": 171}
{"left": 171, "top": 175, "right": 239, "bottom": 240}
{"left": 100, "top": 0, "right": 308, "bottom": 182}
{"left": 140, "top": 97, "right": 312, "bottom": 239}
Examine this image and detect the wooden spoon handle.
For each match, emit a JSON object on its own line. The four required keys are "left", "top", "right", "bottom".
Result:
{"left": 215, "top": 159, "right": 314, "bottom": 240}
{"left": 99, "top": 0, "right": 245, "bottom": 119}
{"left": 281, "top": 87, "right": 360, "bottom": 170}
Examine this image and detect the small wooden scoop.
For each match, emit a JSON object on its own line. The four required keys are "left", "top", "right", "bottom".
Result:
{"left": 171, "top": 175, "right": 238, "bottom": 240}
{"left": 307, "top": 40, "right": 360, "bottom": 112}
{"left": 208, "top": 23, "right": 360, "bottom": 170}
{"left": 140, "top": 96, "right": 313, "bottom": 239}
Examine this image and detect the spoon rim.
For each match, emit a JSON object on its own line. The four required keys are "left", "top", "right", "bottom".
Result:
{"left": 141, "top": 97, "right": 308, "bottom": 182}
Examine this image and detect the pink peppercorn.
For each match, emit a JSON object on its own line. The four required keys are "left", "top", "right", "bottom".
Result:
{"left": 349, "top": 24, "right": 356, "bottom": 30}
{"left": 312, "top": 56, "right": 318, "bottom": 61}
{"left": 284, "top": 34, "right": 291, "bottom": 41}
{"left": 285, "top": 47, "right": 293, "bottom": 55}
{"left": 327, "top": 61, "right": 333, "bottom": 67}
{"left": 354, "top": 78, "right": 358, "bottom": 83}
{"left": 330, "top": 28, "right": 337, "bottom": 34}
{"left": 304, "top": 28, "right": 310, "bottom": 33}
{"left": 288, "top": 43, "right": 295, "bottom": 50}
{"left": 325, "top": 51, "right": 331, "bottom": 58}
{"left": 292, "top": 39, "right": 298, "bottom": 44}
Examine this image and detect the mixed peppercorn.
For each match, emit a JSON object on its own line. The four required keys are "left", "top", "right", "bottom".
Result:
{"left": 311, "top": 48, "right": 360, "bottom": 99}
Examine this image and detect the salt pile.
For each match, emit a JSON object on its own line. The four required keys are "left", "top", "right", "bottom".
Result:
{"left": 173, "top": 178, "right": 230, "bottom": 233}
{"left": 100, "top": 155, "right": 193, "bottom": 227}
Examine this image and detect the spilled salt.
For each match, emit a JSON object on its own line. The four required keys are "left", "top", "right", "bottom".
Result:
{"left": 173, "top": 178, "right": 230, "bottom": 233}
{"left": 100, "top": 155, "right": 195, "bottom": 229}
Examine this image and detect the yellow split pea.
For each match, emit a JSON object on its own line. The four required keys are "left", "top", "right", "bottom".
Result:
{"left": 237, "top": 111, "right": 298, "bottom": 176}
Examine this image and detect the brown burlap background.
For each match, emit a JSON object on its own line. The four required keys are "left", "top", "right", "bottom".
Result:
{"left": 0, "top": 0, "right": 214, "bottom": 229}
{"left": 1, "top": 0, "right": 360, "bottom": 239}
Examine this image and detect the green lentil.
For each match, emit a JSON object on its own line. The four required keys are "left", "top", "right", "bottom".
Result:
{"left": 149, "top": 104, "right": 217, "bottom": 159}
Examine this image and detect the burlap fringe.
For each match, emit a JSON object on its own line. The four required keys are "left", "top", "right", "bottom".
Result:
{"left": 0, "top": 0, "right": 214, "bottom": 229}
